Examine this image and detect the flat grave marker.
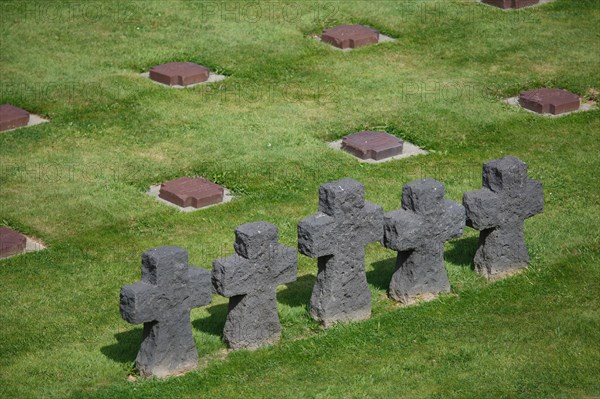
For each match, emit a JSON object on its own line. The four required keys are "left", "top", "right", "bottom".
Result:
{"left": 150, "top": 62, "right": 209, "bottom": 86}
{"left": 141, "top": 62, "right": 226, "bottom": 88}
{"left": 342, "top": 131, "right": 403, "bottom": 161}
{"left": 147, "top": 177, "right": 233, "bottom": 212}
{"left": 0, "top": 227, "right": 46, "bottom": 259}
{"left": 317, "top": 25, "right": 396, "bottom": 51}
{"left": 506, "top": 88, "right": 594, "bottom": 117}
{"left": 0, "top": 104, "right": 48, "bottom": 132}
{"left": 481, "top": 0, "right": 540, "bottom": 9}
{"left": 0, "top": 104, "right": 29, "bottom": 131}
{"left": 0, "top": 227, "right": 27, "bottom": 258}
{"left": 480, "top": 0, "right": 557, "bottom": 9}
{"left": 330, "top": 131, "right": 427, "bottom": 163}
{"left": 519, "top": 88, "right": 580, "bottom": 115}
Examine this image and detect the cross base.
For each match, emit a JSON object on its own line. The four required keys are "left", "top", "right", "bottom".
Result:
{"left": 310, "top": 253, "right": 372, "bottom": 327}
{"left": 388, "top": 246, "right": 451, "bottom": 304}
{"left": 135, "top": 317, "right": 199, "bottom": 378}
{"left": 223, "top": 292, "right": 283, "bottom": 350}
{"left": 474, "top": 225, "right": 530, "bottom": 280}
{"left": 312, "top": 308, "right": 372, "bottom": 329}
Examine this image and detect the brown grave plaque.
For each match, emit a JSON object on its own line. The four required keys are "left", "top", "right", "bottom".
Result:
{"left": 159, "top": 177, "right": 225, "bottom": 208}
{"left": 321, "top": 25, "right": 379, "bottom": 49}
{"left": 0, "top": 227, "right": 27, "bottom": 258}
{"left": 482, "top": 0, "right": 540, "bottom": 9}
{"left": 0, "top": 104, "right": 30, "bottom": 132}
{"left": 342, "top": 131, "right": 404, "bottom": 161}
{"left": 518, "top": 88, "right": 580, "bottom": 115}
{"left": 149, "top": 62, "right": 210, "bottom": 86}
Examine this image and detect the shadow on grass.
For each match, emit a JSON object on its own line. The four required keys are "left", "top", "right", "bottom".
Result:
{"left": 445, "top": 235, "right": 478, "bottom": 269}
{"left": 277, "top": 274, "right": 315, "bottom": 308}
{"left": 367, "top": 257, "right": 396, "bottom": 291}
{"left": 100, "top": 328, "right": 142, "bottom": 364}
{"left": 192, "top": 303, "right": 228, "bottom": 338}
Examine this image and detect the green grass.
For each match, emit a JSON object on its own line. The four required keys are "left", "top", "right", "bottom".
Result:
{"left": 1, "top": 0, "right": 599, "bottom": 398}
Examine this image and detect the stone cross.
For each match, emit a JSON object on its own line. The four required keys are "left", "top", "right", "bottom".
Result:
{"left": 212, "top": 221, "right": 297, "bottom": 350}
{"left": 463, "top": 156, "right": 543, "bottom": 279}
{"left": 298, "top": 178, "right": 383, "bottom": 327}
{"left": 120, "top": 246, "right": 212, "bottom": 378}
{"left": 383, "top": 179, "right": 465, "bottom": 304}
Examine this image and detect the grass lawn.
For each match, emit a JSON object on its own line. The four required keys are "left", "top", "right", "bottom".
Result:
{"left": 1, "top": 0, "right": 599, "bottom": 398}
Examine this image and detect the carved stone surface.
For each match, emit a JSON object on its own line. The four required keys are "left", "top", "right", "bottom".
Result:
{"left": 383, "top": 179, "right": 465, "bottom": 304}
{"left": 0, "top": 227, "right": 27, "bottom": 258}
{"left": 342, "top": 131, "right": 404, "bottom": 161}
{"left": 463, "top": 156, "right": 544, "bottom": 279}
{"left": 149, "top": 62, "right": 210, "bottom": 86}
{"left": 212, "top": 221, "right": 297, "bottom": 350}
{"left": 0, "top": 104, "right": 30, "bottom": 132}
{"left": 482, "top": 0, "right": 540, "bottom": 9}
{"left": 519, "top": 88, "right": 580, "bottom": 115}
{"left": 159, "top": 177, "right": 224, "bottom": 209}
{"left": 321, "top": 25, "right": 379, "bottom": 49}
{"left": 298, "top": 178, "right": 383, "bottom": 327}
{"left": 120, "top": 246, "right": 212, "bottom": 378}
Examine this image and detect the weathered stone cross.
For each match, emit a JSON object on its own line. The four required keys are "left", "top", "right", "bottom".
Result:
{"left": 298, "top": 178, "right": 383, "bottom": 327}
{"left": 120, "top": 246, "right": 212, "bottom": 378}
{"left": 463, "top": 156, "right": 543, "bottom": 279}
{"left": 383, "top": 179, "right": 465, "bottom": 304}
{"left": 212, "top": 221, "right": 297, "bottom": 350}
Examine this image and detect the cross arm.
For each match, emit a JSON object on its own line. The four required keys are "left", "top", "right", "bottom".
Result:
{"left": 463, "top": 188, "right": 501, "bottom": 230}
{"left": 272, "top": 245, "right": 298, "bottom": 286}
{"left": 359, "top": 201, "right": 384, "bottom": 245}
{"left": 297, "top": 212, "right": 335, "bottom": 258}
{"left": 522, "top": 179, "right": 544, "bottom": 219}
{"left": 438, "top": 199, "right": 466, "bottom": 242}
{"left": 119, "top": 282, "right": 159, "bottom": 324}
{"left": 188, "top": 265, "right": 213, "bottom": 308}
{"left": 212, "top": 255, "right": 252, "bottom": 298}
{"left": 383, "top": 209, "right": 424, "bottom": 251}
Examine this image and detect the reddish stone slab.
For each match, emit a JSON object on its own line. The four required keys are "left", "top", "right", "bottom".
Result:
{"left": 0, "top": 104, "right": 30, "bottom": 132}
{"left": 342, "top": 131, "right": 404, "bottom": 161}
{"left": 0, "top": 227, "right": 27, "bottom": 258}
{"left": 159, "top": 177, "right": 224, "bottom": 208}
{"left": 149, "top": 62, "right": 210, "bottom": 86}
{"left": 321, "top": 25, "right": 379, "bottom": 49}
{"left": 518, "top": 88, "right": 580, "bottom": 115}
{"left": 482, "top": 0, "right": 540, "bottom": 8}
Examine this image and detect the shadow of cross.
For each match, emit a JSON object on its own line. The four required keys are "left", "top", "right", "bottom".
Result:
{"left": 383, "top": 179, "right": 465, "bottom": 304}
{"left": 119, "top": 246, "right": 212, "bottom": 378}
{"left": 298, "top": 178, "right": 383, "bottom": 328}
{"left": 463, "top": 156, "right": 544, "bottom": 280}
{"left": 212, "top": 221, "right": 297, "bottom": 350}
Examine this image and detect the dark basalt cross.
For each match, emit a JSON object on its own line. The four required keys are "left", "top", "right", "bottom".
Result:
{"left": 212, "top": 221, "right": 297, "bottom": 350}
{"left": 120, "top": 246, "right": 212, "bottom": 377}
{"left": 463, "top": 156, "right": 544, "bottom": 279}
{"left": 298, "top": 178, "right": 383, "bottom": 327}
{"left": 383, "top": 179, "right": 465, "bottom": 304}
